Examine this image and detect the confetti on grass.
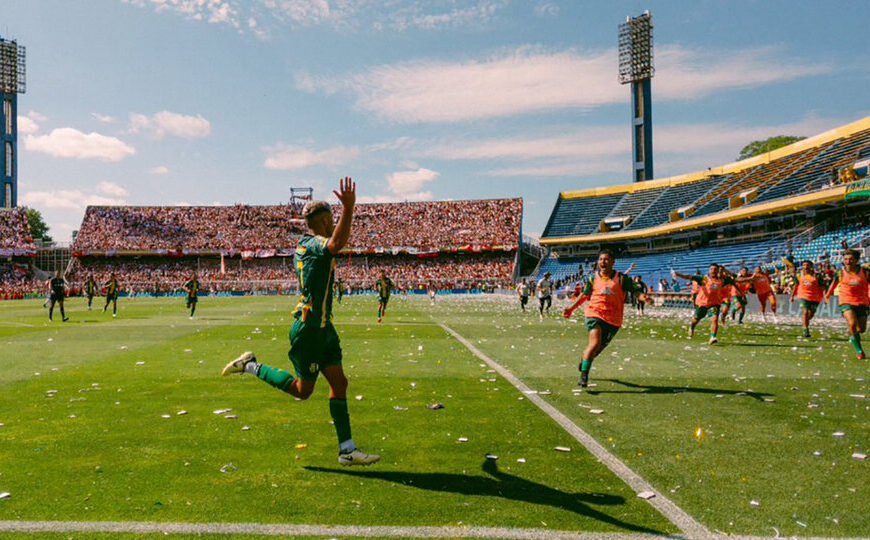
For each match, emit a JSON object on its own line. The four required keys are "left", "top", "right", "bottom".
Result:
{"left": 554, "top": 446, "right": 571, "bottom": 452}
{"left": 0, "top": 492, "right": 10, "bottom": 500}
{"left": 637, "top": 491, "right": 655, "bottom": 500}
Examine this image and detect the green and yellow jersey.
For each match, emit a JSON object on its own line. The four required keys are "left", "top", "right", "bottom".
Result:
{"left": 293, "top": 234, "right": 335, "bottom": 328}
{"left": 376, "top": 277, "right": 393, "bottom": 299}
{"left": 85, "top": 278, "right": 97, "bottom": 296}
{"left": 184, "top": 278, "right": 200, "bottom": 298}
{"left": 105, "top": 278, "right": 119, "bottom": 296}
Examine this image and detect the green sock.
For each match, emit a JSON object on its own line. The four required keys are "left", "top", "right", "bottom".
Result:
{"left": 329, "top": 398, "right": 352, "bottom": 445}
{"left": 256, "top": 363, "right": 295, "bottom": 392}
{"left": 738, "top": 311, "right": 745, "bottom": 323}
{"left": 710, "top": 332, "right": 716, "bottom": 338}
{"left": 580, "top": 358, "right": 592, "bottom": 372}
{"left": 850, "top": 334, "right": 864, "bottom": 355}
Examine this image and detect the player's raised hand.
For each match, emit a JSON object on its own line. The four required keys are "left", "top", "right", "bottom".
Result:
{"left": 563, "top": 307, "right": 573, "bottom": 319}
{"left": 333, "top": 177, "right": 356, "bottom": 209}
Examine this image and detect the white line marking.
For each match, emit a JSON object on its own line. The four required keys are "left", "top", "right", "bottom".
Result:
{"left": 438, "top": 323, "right": 713, "bottom": 540}
{"left": 0, "top": 520, "right": 674, "bottom": 538}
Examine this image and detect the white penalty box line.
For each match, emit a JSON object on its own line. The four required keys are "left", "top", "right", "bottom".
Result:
{"left": 437, "top": 323, "right": 712, "bottom": 540}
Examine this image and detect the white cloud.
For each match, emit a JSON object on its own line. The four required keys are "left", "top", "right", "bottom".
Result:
{"left": 17, "top": 116, "right": 39, "bottom": 135}
{"left": 298, "top": 44, "right": 830, "bottom": 124}
{"left": 97, "top": 181, "right": 129, "bottom": 197}
{"left": 150, "top": 165, "right": 170, "bottom": 175}
{"left": 534, "top": 2, "right": 559, "bottom": 17}
{"left": 263, "top": 143, "right": 360, "bottom": 170}
{"left": 485, "top": 160, "right": 625, "bottom": 178}
{"left": 423, "top": 127, "right": 627, "bottom": 161}
{"left": 20, "top": 189, "right": 127, "bottom": 211}
{"left": 387, "top": 167, "right": 440, "bottom": 194}
{"left": 129, "top": 111, "right": 211, "bottom": 139}
{"left": 124, "top": 0, "right": 240, "bottom": 28}
{"left": 24, "top": 128, "right": 136, "bottom": 162}
{"left": 92, "top": 113, "right": 116, "bottom": 124}
{"left": 27, "top": 111, "right": 48, "bottom": 123}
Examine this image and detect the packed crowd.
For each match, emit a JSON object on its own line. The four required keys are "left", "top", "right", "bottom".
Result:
{"left": 0, "top": 208, "right": 35, "bottom": 251}
{"left": 67, "top": 251, "right": 516, "bottom": 294}
{"left": 73, "top": 205, "right": 308, "bottom": 251}
{"left": 72, "top": 199, "right": 522, "bottom": 252}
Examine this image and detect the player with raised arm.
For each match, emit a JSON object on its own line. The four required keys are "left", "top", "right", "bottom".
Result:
{"left": 791, "top": 260, "right": 825, "bottom": 338}
{"left": 375, "top": 270, "right": 394, "bottom": 323}
{"left": 183, "top": 272, "right": 201, "bottom": 318}
{"left": 103, "top": 272, "right": 120, "bottom": 317}
{"left": 749, "top": 266, "right": 777, "bottom": 321}
{"left": 563, "top": 249, "right": 649, "bottom": 388}
{"left": 824, "top": 249, "right": 870, "bottom": 359}
{"left": 222, "top": 177, "right": 379, "bottom": 466}
{"left": 673, "top": 264, "right": 735, "bottom": 345}
{"left": 47, "top": 270, "right": 69, "bottom": 322}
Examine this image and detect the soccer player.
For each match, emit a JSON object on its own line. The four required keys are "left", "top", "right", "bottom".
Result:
{"left": 748, "top": 266, "right": 777, "bottom": 320}
{"left": 717, "top": 268, "right": 735, "bottom": 325}
{"left": 222, "top": 177, "right": 379, "bottom": 465}
{"left": 563, "top": 249, "right": 649, "bottom": 387}
{"left": 103, "top": 272, "right": 120, "bottom": 317}
{"left": 824, "top": 249, "right": 870, "bottom": 360}
{"left": 84, "top": 274, "right": 98, "bottom": 310}
{"left": 516, "top": 278, "right": 529, "bottom": 312}
{"left": 375, "top": 271, "right": 394, "bottom": 323}
{"left": 334, "top": 277, "right": 344, "bottom": 305}
{"left": 183, "top": 272, "right": 201, "bottom": 318}
{"left": 536, "top": 271, "right": 553, "bottom": 318}
{"left": 791, "top": 260, "right": 824, "bottom": 338}
{"left": 47, "top": 270, "right": 69, "bottom": 322}
{"left": 730, "top": 268, "right": 751, "bottom": 324}
{"left": 633, "top": 275, "right": 648, "bottom": 316}
{"left": 673, "top": 264, "right": 735, "bottom": 345}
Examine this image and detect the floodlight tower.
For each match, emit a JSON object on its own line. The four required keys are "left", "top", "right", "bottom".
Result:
{"left": 0, "top": 36, "right": 26, "bottom": 207}
{"left": 618, "top": 11, "right": 654, "bottom": 182}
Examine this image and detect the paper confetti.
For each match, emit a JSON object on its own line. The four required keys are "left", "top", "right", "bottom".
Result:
{"left": 213, "top": 409, "right": 232, "bottom": 415}
{"left": 485, "top": 454, "right": 498, "bottom": 461}
{"left": 853, "top": 453, "right": 867, "bottom": 460}
{"left": 637, "top": 491, "right": 655, "bottom": 499}
{"left": 554, "top": 446, "right": 571, "bottom": 452}
{"left": 0, "top": 492, "right": 10, "bottom": 500}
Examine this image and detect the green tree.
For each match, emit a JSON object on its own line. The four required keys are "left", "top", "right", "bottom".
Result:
{"left": 23, "top": 207, "right": 52, "bottom": 243}
{"left": 737, "top": 135, "right": 805, "bottom": 161}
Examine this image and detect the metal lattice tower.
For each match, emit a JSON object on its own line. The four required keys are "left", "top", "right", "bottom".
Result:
{"left": 0, "top": 36, "right": 26, "bottom": 208}
{"left": 618, "top": 12, "right": 654, "bottom": 182}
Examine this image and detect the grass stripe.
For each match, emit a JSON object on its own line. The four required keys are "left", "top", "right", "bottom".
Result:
{"left": 437, "top": 323, "right": 713, "bottom": 540}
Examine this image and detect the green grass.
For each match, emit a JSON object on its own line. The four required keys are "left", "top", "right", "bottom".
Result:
{"left": 0, "top": 294, "right": 868, "bottom": 537}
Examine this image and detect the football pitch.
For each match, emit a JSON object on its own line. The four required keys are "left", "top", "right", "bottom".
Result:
{"left": 0, "top": 294, "right": 868, "bottom": 539}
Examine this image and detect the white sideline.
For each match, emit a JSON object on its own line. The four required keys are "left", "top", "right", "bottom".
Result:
{"left": 0, "top": 521, "right": 679, "bottom": 538}
{"left": 438, "top": 323, "right": 713, "bottom": 540}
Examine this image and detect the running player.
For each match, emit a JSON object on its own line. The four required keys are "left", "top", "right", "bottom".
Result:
{"left": 791, "top": 260, "right": 825, "bottom": 338}
{"left": 563, "top": 249, "right": 649, "bottom": 387}
{"left": 717, "top": 268, "right": 735, "bottom": 325}
{"left": 103, "top": 272, "right": 120, "bottom": 317}
{"left": 183, "top": 272, "right": 201, "bottom": 318}
{"left": 84, "top": 274, "right": 98, "bottom": 310}
{"left": 222, "top": 177, "right": 379, "bottom": 465}
{"left": 748, "top": 266, "right": 777, "bottom": 320}
{"left": 47, "top": 270, "right": 69, "bottom": 322}
{"left": 516, "top": 278, "right": 529, "bottom": 312}
{"left": 824, "top": 249, "right": 870, "bottom": 359}
{"left": 730, "top": 268, "right": 751, "bottom": 324}
{"left": 536, "top": 272, "right": 553, "bottom": 318}
{"left": 375, "top": 271, "right": 394, "bottom": 323}
{"left": 673, "top": 264, "right": 735, "bottom": 345}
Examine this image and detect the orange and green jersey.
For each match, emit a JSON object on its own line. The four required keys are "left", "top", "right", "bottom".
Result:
{"left": 796, "top": 272, "right": 824, "bottom": 303}
{"left": 752, "top": 273, "right": 773, "bottom": 296}
{"left": 579, "top": 271, "right": 641, "bottom": 328}
{"left": 834, "top": 267, "right": 870, "bottom": 306}
{"left": 690, "top": 275, "right": 734, "bottom": 307}
{"left": 733, "top": 281, "right": 750, "bottom": 298}
{"left": 293, "top": 234, "right": 335, "bottom": 327}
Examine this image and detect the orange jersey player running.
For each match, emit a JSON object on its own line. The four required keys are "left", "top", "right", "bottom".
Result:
{"left": 748, "top": 266, "right": 777, "bottom": 320}
{"left": 730, "top": 268, "right": 752, "bottom": 324}
{"left": 673, "top": 264, "right": 735, "bottom": 345}
{"left": 790, "top": 260, "right": 825, "bottom": 338}
{"left": 824, "top": 249, "right": 870, "bottom": 360}
{"left": 563, "top": 249, "right": 649, "bottom": 388}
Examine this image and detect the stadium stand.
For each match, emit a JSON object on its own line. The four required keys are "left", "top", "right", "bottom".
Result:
{"left": 68, "top": 199, "right": 522, "bottom": 294}
{"left": 0, "top": 208, "right": 38, "bottom": 299}
{"left": 624, "top": 174, "right": 726, "bottom": 230}
{"left": 541, "top": 193, "right": 624, "bottom": 237}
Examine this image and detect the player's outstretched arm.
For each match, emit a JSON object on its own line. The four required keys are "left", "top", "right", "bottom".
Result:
{"left": 824, "top": 275, "right": 839, "bottom": 300}
{"left": 671, "top": 270, "right": 692, "bottom": 281}
{"left": 327, "top": 177, "right": 356, "bottom": 255}
{"left": 563, "top": 294, "right": 588, "bottom": 318}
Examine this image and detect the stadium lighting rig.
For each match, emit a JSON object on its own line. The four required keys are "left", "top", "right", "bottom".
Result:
{"left": 0, "top": 36, "right": 25, "bottom": 208}
{"left": 618, "top": 12, "right": 654, "bottom": 183}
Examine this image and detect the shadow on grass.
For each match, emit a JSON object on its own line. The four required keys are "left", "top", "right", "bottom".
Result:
{"left": 588, "top": 379, "right": 774, "bottom": 402}
{"left": 305, "top": 459, "right": 666, "bottom": 534}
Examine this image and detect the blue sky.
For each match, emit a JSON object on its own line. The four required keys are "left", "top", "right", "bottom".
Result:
{"left": 2, "top": 0, "right": 869, "bottom": 242}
